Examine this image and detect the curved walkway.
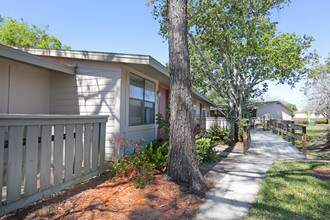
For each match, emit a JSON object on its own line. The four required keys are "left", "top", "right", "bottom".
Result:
{"left": 195, "top": 130, "right": 305, "bottom": 220}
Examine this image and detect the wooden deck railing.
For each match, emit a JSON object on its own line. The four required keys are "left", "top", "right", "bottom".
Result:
{"left": 267, "top": 119, "right": 307, "bottom": 156}
{"left": 0, "top": 114, "right": 108, "bottom": 215}
{"left": 205, "top": 117, "right": 230, "bottom": 130}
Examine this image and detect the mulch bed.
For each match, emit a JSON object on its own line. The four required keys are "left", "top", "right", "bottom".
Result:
{"left": 1, "top": 173, "right": 204, "bottom": 220}
{"left": 313, "top": 167, "right": 330, "bottom": 185}
{"left": 2, "top": 143, "right": 246, "bottom": 219}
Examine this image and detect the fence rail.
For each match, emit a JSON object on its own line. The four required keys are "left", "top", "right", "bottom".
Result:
{"left": 267, "top": 119, "right": 307, "bottom": 156}
{"left": 0, "top": 114, "right": 107, "bottom": 215}
{"left": 205, "top": 117, "right": 230, "bottom": 130}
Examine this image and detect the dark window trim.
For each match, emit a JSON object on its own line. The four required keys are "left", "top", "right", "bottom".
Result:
{"left": 129, "top": 73, "right": 155, "bottom": 126}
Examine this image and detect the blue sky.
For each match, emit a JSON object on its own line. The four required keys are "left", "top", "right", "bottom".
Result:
{"left": 1, "top": 0, "right": 329, "bottom": 110}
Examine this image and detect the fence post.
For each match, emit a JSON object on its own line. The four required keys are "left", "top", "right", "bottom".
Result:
{"left": 302, "top": 126, "right": 307, "bottom": 157}
{"left": 291, "top": 127, "right": 295, "bottom": 146}
{"left": 286, "top": 123, "right": 289, "bottom": 141}
{"left": 266, "top": 120, "right": 269, "bottom": 130}
{"left": 243, "top": 125, "right": 248, "bottom": 154}
{"left": 273, "top": 120, "right": 278, "bottom": 134}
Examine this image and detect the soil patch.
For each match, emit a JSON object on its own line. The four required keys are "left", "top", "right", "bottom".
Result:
{"left": 2, "top": 174, "right": 204, "bottom": 220}
{"left": 313, "top": 167, "right": 330, "bottom": 185}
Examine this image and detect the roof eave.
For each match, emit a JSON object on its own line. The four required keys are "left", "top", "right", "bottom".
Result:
{"left": 17, "top": 47, "right": 215, "bottom": 107}
{"left": 0, "top": 45, "right": 75, "bottom": 75}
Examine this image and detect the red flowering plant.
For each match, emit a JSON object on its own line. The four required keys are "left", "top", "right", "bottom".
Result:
{"left": 110, "top": 137, "right": 154, "bottom": 188}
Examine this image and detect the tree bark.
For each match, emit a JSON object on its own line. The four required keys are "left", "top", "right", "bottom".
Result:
{"left": 166, "top": 0, "right": 207, "bottom": 194}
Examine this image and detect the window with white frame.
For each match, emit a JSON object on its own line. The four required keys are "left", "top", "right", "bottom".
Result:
{"left": 129, "top": 73, "right": 156, "bottom": 126}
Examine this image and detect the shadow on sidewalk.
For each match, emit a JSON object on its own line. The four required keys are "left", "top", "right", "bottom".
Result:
{"left": 199, "top": 142, "right": 243, "bottom": 176}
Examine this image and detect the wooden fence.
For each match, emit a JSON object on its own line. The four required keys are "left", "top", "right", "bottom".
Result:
{"left": 205, "top": 117, "right": 230, "bottom": 130}
{"left": 0, "top": 114, "right": 108, "bottom": 215}
{"left": 267, "top": 119, "right": 307, "bottom": 156}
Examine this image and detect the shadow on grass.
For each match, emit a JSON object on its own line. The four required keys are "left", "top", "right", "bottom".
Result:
{"left": 249, "top": 202, "right": 317, "bottom": 219}
{"left": 248, "top": 161, "right": 330, "bottom": 219}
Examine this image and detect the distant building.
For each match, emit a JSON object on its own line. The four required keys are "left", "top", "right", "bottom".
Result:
{"left": 210, "top": 101, "right": 293, "bottom": 121}
{"left": 210, "top": 104, "right": 229, "bottom": 117}
{"left": 247, "top": 101, "right": 292, "bottom": 121}
{"left": 293, "top": 111, "right": 326, "bottom": 121}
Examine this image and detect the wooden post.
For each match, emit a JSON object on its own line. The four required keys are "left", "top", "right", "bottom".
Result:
{"left": 267, "top": 120, "right": 270, "bottom": 130}
{"left": 243, "top": 125, "right": 247, "bottom": 154}
{"left": 286, "top": 123, "right": 289, "bottom": 141}
{"left": 291, "top": 127, "right": 295, "bottom": 146}
{"left": 277, "top": 122, "right": 281, "bottom": 136}
{"left": 302, "top": 126, "right": 307, "bottom": 157}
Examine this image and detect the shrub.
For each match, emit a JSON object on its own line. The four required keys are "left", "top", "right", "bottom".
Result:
{"left": 142, "top": 138, "right": 168, "bottom": 171}
{"left": 295, "top": 120, "right": 308, "bottom": 124}
{"left": 156, "top": 110, "right": 170, "bottom": 140}
{"left": 238, "top": 118, "right": 248, "bottom": 142}
{"left": 111, "top": 137, "right": 154, "bottom": 188}
{"left": 195, "top": 137, "right": 217, "bottom": 164}
{"left": 315, "top": 119, "right": 328, "bottom": 124}
{"left": 197, "top": 125, "right": 231, "bottom": 145}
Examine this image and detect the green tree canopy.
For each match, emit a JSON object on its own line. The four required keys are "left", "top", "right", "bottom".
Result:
{"left": 0, "top": 16, "right": 70, "bottom": 49}
{"left": 282, "top": 101, "right": 298, "bottom": 112}
{"left": 150, "top": 0, "right": 315, "bottom": 140}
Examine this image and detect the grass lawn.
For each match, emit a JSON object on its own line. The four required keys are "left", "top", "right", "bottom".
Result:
{"left": 305, "top": 125, "right": 328, "bottom": 141}
{"left": 295, "top": 125, "right": 329, "bottom": 159}
{"left": 247, "top": 161, "right": 330, "bottom": 220}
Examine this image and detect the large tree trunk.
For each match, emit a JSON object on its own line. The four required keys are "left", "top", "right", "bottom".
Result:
{"left": 233, "top": 91, "right": 243, "bottom": 142}
{"left": 166, "top": 0, "right": 207, "bottom": 194}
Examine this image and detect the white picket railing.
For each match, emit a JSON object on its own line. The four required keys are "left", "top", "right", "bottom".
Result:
{"left": 0, "top": 114, "right": 108, "bottom": 215}
{"left": 205, "top": 117, "right": 230, "bottom": 130}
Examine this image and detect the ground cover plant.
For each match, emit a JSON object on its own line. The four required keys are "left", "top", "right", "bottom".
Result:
{"left": 195, "top": 125, "right": 231, "bottom": 164}
{"left": 247, "top": 161, "right": 330, "bottom": 220}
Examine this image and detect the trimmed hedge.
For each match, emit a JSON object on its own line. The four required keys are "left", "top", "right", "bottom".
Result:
{"left": 315, "top": 119, "right": 328, "bottom": 124}
{"left": 295, "top": 120, "right": 308, "bottom": 124}
{"left": 295, "top": 119, "right": 328, "bottom": 125}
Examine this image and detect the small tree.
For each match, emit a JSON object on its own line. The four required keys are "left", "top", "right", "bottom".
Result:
{"left": 303, "top": 56, "right": 330, "bottom": 123}
{"left": 0, "top": 16, "right": 70, "bottom": 49}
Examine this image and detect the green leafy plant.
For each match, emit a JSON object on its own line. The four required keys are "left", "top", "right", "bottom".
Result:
{"left": 142, "top": 138, "right": 168, "bottom": 171}
{"left": 156, "top": 110, "right": 170, "bottom": 140}
{"left": 238, "top": 118, "right": 248, "bottom": 142}
{"left": 111, "top": 137, "right": 154, "bottom": 188}
{"left": 196, "top": 125, "right": 231, "bottom": 145}
{"left": 195, "top": 137, "right": 217, "bottom": 164}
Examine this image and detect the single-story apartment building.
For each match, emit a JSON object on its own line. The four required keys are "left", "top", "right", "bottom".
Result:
{"left": 0, "top": 44, "right": 214, "bottom": 160}
{"left": 248, "top": 101, "right": 293, "bottom": 121}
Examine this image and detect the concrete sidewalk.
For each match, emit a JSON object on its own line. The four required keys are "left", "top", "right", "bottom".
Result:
{"left": 195, "top": 130, "right": 305, "bottom": 220}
